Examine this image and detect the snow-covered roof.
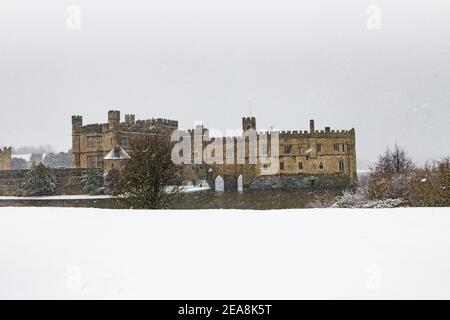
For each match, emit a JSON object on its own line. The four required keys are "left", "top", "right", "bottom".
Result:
{"left": 104, "top": 146, "right": 130, "bottom": 160}
{"left": 12, "top": 154, "right": 32, "bottom": 161}
{"left": 12, "top": 154, "right": 47, "bottom": 162}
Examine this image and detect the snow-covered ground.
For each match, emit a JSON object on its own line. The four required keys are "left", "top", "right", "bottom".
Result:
{"left": 0, "top": 186, "right": 210, "bottom": 201}
{"left": 0, "top": 206, "right": 449, "bottom": 299}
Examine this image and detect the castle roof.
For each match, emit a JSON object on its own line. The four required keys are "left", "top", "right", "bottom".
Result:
{"left": 104, "top": 146, "right": 130, "bottom": 160}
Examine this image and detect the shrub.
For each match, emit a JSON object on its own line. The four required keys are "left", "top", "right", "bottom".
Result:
{"left": 409, "top": 158, "right": 450, "bottom": 207}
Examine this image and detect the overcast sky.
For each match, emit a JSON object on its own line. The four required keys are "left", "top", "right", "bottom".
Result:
{"left": 0, "top": 0, "right": 449, "bottom": 165}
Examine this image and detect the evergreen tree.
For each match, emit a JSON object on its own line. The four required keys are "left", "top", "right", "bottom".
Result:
{"left": 23, "top": 163, "right": 58, "bottom": 196}
{"left": 82, "top": 168, "right": 104, "bottom": 195}
{"left": 104, "top": 167, "right": 121, "bottom": 195}
{"left": 113, "top": 135, "right": 183, "bottom": 209}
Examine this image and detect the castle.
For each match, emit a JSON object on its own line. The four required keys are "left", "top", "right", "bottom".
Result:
{"left": 0, "top": 147, "right": 12, "bottom": 171}
{"left": 72, "top": 111, "right": 357, "bottom": 190}
{"left": 209, "top": 117, "right": 357, "bottom": 190}
{"left": 72, "top": 111, "right": 178, "bottom": 171}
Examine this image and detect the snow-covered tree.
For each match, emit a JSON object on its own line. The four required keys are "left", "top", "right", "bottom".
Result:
{"left": 82, "top": 169, "right": 104, "bottom": 195}
{"left": 112, "top": 135, "right": 183, "bottom": 209}
{"left": 22, "top": 163, "right": 57, "bottom": 196}
{"left": 365, "top": 144, "right": 415, "bottom": 200}
{"left": 104, "top": 167, "right": 121, "bottom": 195}
{"left": 43, "top": 150, "right": 72, "bottom": 168}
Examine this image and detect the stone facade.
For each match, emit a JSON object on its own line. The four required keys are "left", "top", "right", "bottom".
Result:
{"left": 0, "top": 147, "right": 12, "bottom": 171}
{"left": 72, "top": 111, "right": 357, "bottom": 191}
{"left": 208, "top": 118, "right": 357, "bottom": 190}
{"left": 72, "top": 111, "right": 178, "bottom": 169}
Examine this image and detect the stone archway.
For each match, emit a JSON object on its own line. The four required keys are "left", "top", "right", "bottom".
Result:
{"left": 214, "top": 175, "right": 224, "bottom": 192}
{"left": 237, "top": 174, "right": 243, "bottom": 192}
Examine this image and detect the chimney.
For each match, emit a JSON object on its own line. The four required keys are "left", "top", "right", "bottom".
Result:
{"left": 309, "top": 120, "right": 315, "bottom": 134}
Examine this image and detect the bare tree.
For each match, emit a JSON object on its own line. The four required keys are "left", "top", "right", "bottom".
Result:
{"left": 409, "top": 158, "right": 450, "bottom": 207}
{"left": 112, "top": 135, "right": 183, "bottom": 209}
{"left": 365, "top": 144, "right": 415, "bottom": 200}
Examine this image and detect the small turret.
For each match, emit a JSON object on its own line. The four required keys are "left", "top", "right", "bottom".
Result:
{"left": 72, "top": 115, "right": 83, "bottom": 131}
{"left": 125, "top": 114, "right": 136, "bottom": 125}
{"left": 310, "top": 119, "right": 315, "bottom": 134}
{"left": 242, "top": 117, "right": 256, "bottom": 132}
{"left": 108, "top": 110, "right": 120, "bottom": 128}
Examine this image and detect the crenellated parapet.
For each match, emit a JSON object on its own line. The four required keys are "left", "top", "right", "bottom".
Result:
{"left": 277, "top": 128, "right": 355, "bottom": 138}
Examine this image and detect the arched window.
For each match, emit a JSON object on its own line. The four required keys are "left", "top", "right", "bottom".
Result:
{"left": 339, "top": 160, "right": 345, "bottom": 171}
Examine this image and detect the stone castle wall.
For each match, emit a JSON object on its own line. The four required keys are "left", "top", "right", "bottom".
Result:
{"left": 0, "top": 168, "right": 89, "bottom": 196}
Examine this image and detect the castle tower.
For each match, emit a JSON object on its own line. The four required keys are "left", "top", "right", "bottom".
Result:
{"left": 108, "top": 110, "right": 121, "bottom": 146}
{"left": 242, "top": 117, "right": 256, "bottom": 132}
{"left": 0, "top": 147, "right": 12, "bottom": 171}
{"left": 71, "top": 115, "right": 83, "bottom": 168}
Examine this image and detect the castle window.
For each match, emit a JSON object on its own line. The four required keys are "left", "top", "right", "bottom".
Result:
{"left": 87, "top": 155, "right": 98, "bottom": 168}
{"left": 298, "top": 162, "right": 303, "bottom": 170}
{"left": 261, "top": 144, "right": 268, "bottom": 155}
{"left": 280, "top": 162, "right": 285, "bottom": 170}
{"left": 347, "top": 144, "right": 354, "bottom": 153}
{"left": 319, "top": 162, "right": 324, "bottom": 170}
{"left": 306, "top": 155, "right": 310, "bottom": 161}
{"left": 87, "top": 136, "right": 98, "bottom": 148}
{"left": 121, "top": 136, "right": 129, "bottom": 148}
{"left": 334, "top": 144, "right": 340, "bottom": 152}
{"left": 339, "top": 159, "right": 345, "bottom": 171}
{"left": 263, "top": 163, "right": 269, "bottom": 169}
{"left": 342, "top": 144, "right": 345, "bottom": 152}
{"left": 284, "top": 144, "right": 292, "bottom": 154}
{"left": 316, "top": 144, "right": 322, "bottom": 152}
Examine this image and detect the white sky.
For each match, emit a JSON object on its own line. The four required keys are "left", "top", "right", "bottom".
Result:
{"left": 0, "top": 0, "right": 449, "bottom": 165}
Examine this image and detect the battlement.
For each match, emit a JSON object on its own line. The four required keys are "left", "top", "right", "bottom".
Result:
{"left": 77, "top": 123, "right": 105, "bottom": 134}
{"left": 132, "top": 118, "right": 178, "bottom": 128}
{"left": 72, "top": 111, "right": 178, "bottom": 134}
{"left": 277, "top": 128, "right": 354, "bottom": 137}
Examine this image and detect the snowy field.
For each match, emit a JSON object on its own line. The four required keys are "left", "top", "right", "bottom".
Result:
{"left": 0, "top": 206, "right": 449, "bottom": 299}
